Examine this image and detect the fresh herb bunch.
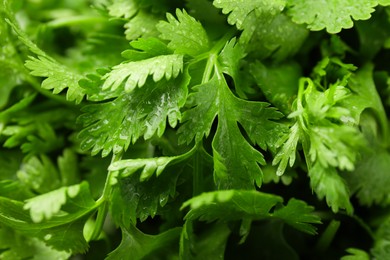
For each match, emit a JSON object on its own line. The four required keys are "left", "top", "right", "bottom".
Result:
{"left": 1, "top": 0, "right": 390, "bottom": 259}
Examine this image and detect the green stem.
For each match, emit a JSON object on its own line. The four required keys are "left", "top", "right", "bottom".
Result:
{"left": 192, "top": 148, "right": 202, "bottom": 196}
{"left": 315, "top": 220, "right": 340, "bottom": 252}
{"left": 46, "top": 15, "right": 107, "bottom": 28}
{"left": 90, "top": 152, "right": 123, "bottom": 240}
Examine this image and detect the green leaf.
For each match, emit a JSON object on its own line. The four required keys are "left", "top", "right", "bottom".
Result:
{"left": 355, "top": 8, "right": 390, "bottom": 59}
{"left": 6, "top": 20, "right": 85, "bottom": 103}
{"left": 109, "top": 164, "right": 184, "bottom": 225}
{"left": 180, "top": 222, "right": 231, "bottom": 260}
{"left": 345, "top": 144, "right": 390, "bottom": 207}
{"left": 213, "top": 0, "right": 285, "bottom": 30}
{"left": 182, "top": 190, "right": 320, "bottom": 234}
{"left": 124, "top": 10, "right": 161, "bottom": 41}
{"left": 157, "top": 9, "right": 209, "bottom": 57}
{"left": 250, "top": 61, "right": 301, "bottom": 114}
{"left": 242, "top": 13, "right": 309, "bottom": 61}
{"left": 106, "top": 0, "right": 138, "bottom": 19}
{"left": 344, "top": 64, "right": 388, "bottom": 138}
{"left": 79, "top": 75, "right": 189, "bottom": 156}
{"left": 109, "top": 148, "right": 193, "bottom": 181}
{"left": 106, "top": 224, "right": 181, "bottom": 260}
{"left": 371, "top": 215, "right": 390, "bottom": 259}
{"left": 17, "top": 155, "right": 61, "bottom": 194}
{"left": 286, "top": 0, "right": 379, "bottom": 33}
{"left": 23, "top": 183, "right": 84, "bottom": 223}
{"left": 273, "top": 198, "right": 321, "bottom": 235}
{"left": 179, "top": 74, "right": 284, "bottom": 189}
{"left": 218, "top": 38, "right": 247, "bottom": 97}
{"left": 308, "top": 163, "right": 353, "bottom": 214}
{"left": 25, "top": 56, "right": 85, "bottom": 103}
{"left": 0, "top": 226, "right": 70, "bottom": 260}
{"left": 102, "top": 54, "right": 183, "bottom": 92}
{"left": 341, "top": 248, "right": 370, "bottom": 260}
{"left": 0, "top": 195, "right": 95, "bottom": 253}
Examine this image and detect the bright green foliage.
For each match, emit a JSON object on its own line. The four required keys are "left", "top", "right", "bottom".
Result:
{"left": 286, "top": 0, "right": 379, "bottom": 33}
{"left": 2, "top": 0, "right": 390, "bottom": 259}
{"left": 24, "top": 183, "right": 83, "bottom": 223}
{"left": 341, "top": 248, "right": 370, "bottom": 260}
{"left": 182, "top": 190, "right": 320, "bottom": 235}
{"left": 124, "top": 11, "right": 161, "bottom": 40}
{"left": 25, "top": 57, "right": 85, "bottom": 103}
{"left": 7, "top": 20, "right": 85, "bottom": 104}
{"left": 79, "top": 75, "right": 188, "bottom": 156}
{"left": 213, "top": 0, "right": 285, "bottom": 30}
{"left": 157, "top": 9, "right": 210, "bottom": 57}
{"left": 102, "top": 37, "right": 183, "bottom": 92}
{"left": 179, "top": 73, "right": 284, "bottom": 189}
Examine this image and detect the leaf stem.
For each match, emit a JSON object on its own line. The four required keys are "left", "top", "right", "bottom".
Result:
{"left": 314, "top": 220, "right": 340, "bottom": 252}
{"left": 90, "top": 152, "right": 123, "bottom": 240}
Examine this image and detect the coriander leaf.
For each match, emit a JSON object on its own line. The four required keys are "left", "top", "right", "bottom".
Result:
{"left": 286, "top": 0, "right": 379, "bottom": 33}
{"left": 275, "top": 76, "right": 366, "bottom": 176}
{"left": 371, "top": 215, "right": 390, "bottom": 259}
{"left": 106, "top": 0, "right": 138, "bottom": 19}
{"left": 213, "top": 0, "right": 285, "bottom": 30}
{"left": 212, "top": 113, "right": 265, "bottom": 189}
{"left": 23, "top": 183, "right": 83, "bottom": 223}
{"left": 109, "top": 147, "right": 193, "bottom": 181}
{"left": 272, "top": 123, "right": 300, "bottom": 176}
{"left": 80, "top": 69, "right": 123, "bottom": 101}
{"left": 107, "top": 224, "right": 181, "bottom": 260}
{"left": 250, "top": 61, "right": 301, "bottom": 114}
{"left": 124, "top": 10, "right": 161, "bottom": 40}
{"left": 109, "top": 162, "right": 186, "bottom": 225}
{"left": 0, "top": 196, "right": 95, "bottom": 253}
{"left": 345, "top": 140, "right": 390, "bottom": 206}
{"left": 341, "top": 248, "right": 370, "bottom": 260}
{"left": 6, "top": 20, "right": 85, "bottom": 103}
{"left": 355, "top": 8, "right": 390, "bottom": 60}
{"left": 25, "top": 56, "right": 85, "bottom": 103}
{"left": 180, "top": 222, "right": 231, "bottom": 260}
{"left": 102, "top": 54, "right": 183, "bottom": 92}
{"left": 19, "top": 122, "right": 63, "bottom": 157}
{"left": 344, "top": 64, "right": 388, "bottom": 138}
{"left": 17, "top": 155, "right": 61, "bottom": 194}
{"left": 58, "top": 149, "right": 79, "bottom": 186}
{"left": 79, "top": 74, "right": 189, "bottom": 156}
{"left": 157, "top": 9, "right": 209, "bottom": 57}
{"left": 218, "top": 38, "right": 247, "bottom": 97}
{"left": 0, "top": 226, "right": 70, "bottom": 260}
{"left": 179, "top": 74, "right": 284, "bottom": 189}
{"left": 308, "top": 162, "right": 353, "bottom": 214}
{"left": 242, "top": 13, "right": 308, "bottom": 61}
{"left": 182, "top": 190, "right": 320, "bottom": 234}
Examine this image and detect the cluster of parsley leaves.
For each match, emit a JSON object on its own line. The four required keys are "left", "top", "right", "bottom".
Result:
{"left": 1, "top": 0, "right": 390, "bottom": 259}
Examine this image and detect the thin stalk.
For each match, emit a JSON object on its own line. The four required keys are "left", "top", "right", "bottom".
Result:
{"left": 90, "top": 152, "right": 123, "bottom": 240}
{"left": 315, "top": 220, "right": 340, "bottom": 252}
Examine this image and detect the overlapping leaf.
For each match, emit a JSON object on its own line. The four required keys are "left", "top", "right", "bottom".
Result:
{"left": 157, "top": 9, "right": 209, "bottom": 57}
{"left": 6, "top": 20, "right": 85, "bottom": 103}
{"left": 79, "top": 75, "right": 189, "bottom": 156}
{"left": 182, "top": 190, "right": 320, "bottom": 235}
{"left": 286, "top": 0, "right": 381, "bottom": 33}
{"left": 213, "top": 0, "right": 285, "bottom": 30}
{"left": 179, "top": 73, "right": 284, "bottom": 189}
{"left": 107, "top": 224, "right": 181, "bottom": 260}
